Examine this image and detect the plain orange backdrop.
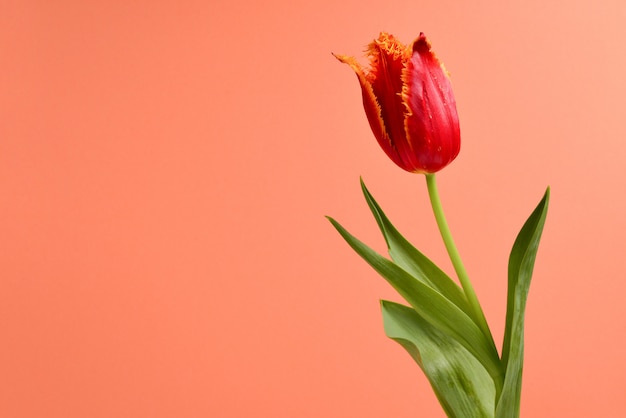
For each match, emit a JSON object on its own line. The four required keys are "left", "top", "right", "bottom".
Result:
{"left": 2, "top": 0, "right": 626, "bottom": 417}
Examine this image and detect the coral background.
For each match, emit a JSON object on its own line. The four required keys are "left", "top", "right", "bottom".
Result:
{"left": 1, "top": 0, "right": 625, "bottom": 417}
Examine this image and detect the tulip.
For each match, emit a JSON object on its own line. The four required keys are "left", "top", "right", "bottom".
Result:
{"left": 335, "top": 32, "right": 460, "bottom": 174}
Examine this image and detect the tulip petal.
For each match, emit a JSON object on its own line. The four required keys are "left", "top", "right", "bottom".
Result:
{"left": 333, "top": 53, "right": 390, "bottom": 160}
{"left": 403, "top": 34, "right": 460, "bottom": 173}
{"left": 366, "top": 34, "right": 415, "bottom": 171}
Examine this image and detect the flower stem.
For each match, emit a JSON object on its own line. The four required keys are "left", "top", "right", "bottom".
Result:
{"left": 424, "top": 173, "right": 494, "bottom": 344}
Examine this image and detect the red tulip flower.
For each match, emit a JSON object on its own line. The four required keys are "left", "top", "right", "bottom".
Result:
{"left": 335, "top": 33, "right": 460, "bottom": 174}
{"left": 330, "top": 31, "right": 550, "bottom": 418}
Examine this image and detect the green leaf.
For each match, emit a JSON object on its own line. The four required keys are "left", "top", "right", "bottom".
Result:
{"left": 382, "top": 300, "right": 495, "bottom": 418}
{"left": 327, "top": 216, "right": 503, "bottom": 383}
{"left": 496, "top": 188, "right": 550, "bottom": 418}
{"left": 360, "top": 179, "right": 473, "bottom": 319}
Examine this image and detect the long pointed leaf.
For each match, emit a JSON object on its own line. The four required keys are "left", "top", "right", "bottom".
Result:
{"left": 327, "top": 216, "right": 503, "bottom": 383}
{"left": 382, "top": 300, "right": 495, "bottom": 418}
{"left": 496, "top": 188, "right": 550, "bottom": 418}
{"left": 360, "top": 179, "right": 473, "bottom": 319}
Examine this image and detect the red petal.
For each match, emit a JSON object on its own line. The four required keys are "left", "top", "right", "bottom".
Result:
{"left": 403, "top": 33, "right": 460, "bottom": 173}
{"left": 366, "top": 34, "right": 415, "bottom": 170}
{"left": 333, "top": 53, "right": 390, "bottom": 159}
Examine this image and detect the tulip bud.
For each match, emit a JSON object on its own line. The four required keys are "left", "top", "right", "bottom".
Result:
{"left": 335, "top": 33, "right": 460, "bottom": 173}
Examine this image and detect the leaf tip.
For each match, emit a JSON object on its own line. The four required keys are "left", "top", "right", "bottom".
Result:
{"left": 540, "top": 186, "right": 551, "bottom": 210}
{"left": 359, "top": 176, "right": 369, "bottom": 194}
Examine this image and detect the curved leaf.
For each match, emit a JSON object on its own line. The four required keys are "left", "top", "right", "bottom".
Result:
{"left": 360, "top": 179, "right": 473, "bottom": 319}
{"left": 382, "top": 300, "right": 495, "bottom": 418}
{"left": 327, "top": 216, "right": 503, "bottom": 383}
{"left": 496, "top": 188, "right": 550, "bottom": 418}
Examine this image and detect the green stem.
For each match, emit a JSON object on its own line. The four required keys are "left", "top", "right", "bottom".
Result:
{"left": 425, "top": 173, "right": 504, "bottom": 402}
{"left": 424, "top": 174, "right": 495, "bottom": 345}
